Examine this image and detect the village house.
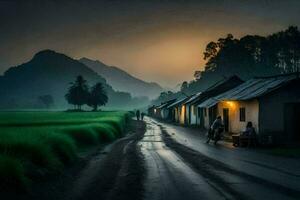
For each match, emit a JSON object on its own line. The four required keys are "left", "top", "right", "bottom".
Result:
{"left": 147, "top": 105, "right": 156, "bottom": 117}
{"left": 198, "top": 73, "right": 300, "bottom": 144}
{"left": 167, "top": 97, "right": 192, "bottom": 124}
{"left": 155, "top": 99, "right": 177, "bottom": 120}
{"left": 184, "top": 75, "right": 244, "bottom": 127}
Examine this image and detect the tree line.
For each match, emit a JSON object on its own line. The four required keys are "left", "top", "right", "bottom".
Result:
{"left": 188, "top": 26, "right": 300, "bottom": 93}
{"left": 151, "top": 26, "right": 300, "bottom": 105}
{"left": 65, "top": 75, "right": 108, "bottom": 111}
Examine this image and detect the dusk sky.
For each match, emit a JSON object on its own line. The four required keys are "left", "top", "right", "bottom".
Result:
{"left": 1, "top": 0, "right": 300, "bottom": 87}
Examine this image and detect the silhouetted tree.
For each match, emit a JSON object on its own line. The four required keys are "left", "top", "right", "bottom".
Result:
{"left": 181, "top": 81, "right": 188, "bottom": 92}
{"left": 186, "top": 26, "right": 300, "bottom": 94}
{"left": 38, "top": 95, "right": 54, "bottom": 108}
{"left": 65, "top": 75, "right": 89, "bottom": 110}
{"left": 194, "top": 71, "right": 203, "bottom": 80}
{"left": 152, "top": 26, "right": 300, "bottom": 105}
{"left": 87, "top": 82, "right": 108, "bottom": 111}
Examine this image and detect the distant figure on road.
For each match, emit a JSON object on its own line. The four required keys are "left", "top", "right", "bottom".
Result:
{"left": 136, "top": 110, "right": 140, "bottom": 121}
{"left": 206, "top": 116, "right": 224, "bottom": 144}
{"left": 141, "top": 112, "right": 145, "bottom": 121}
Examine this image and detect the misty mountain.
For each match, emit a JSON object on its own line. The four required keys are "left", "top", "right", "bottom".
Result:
{"left": 0, "top": 50, "right": 147, "bottom": 109}
{"left": 79, "top": 58, "right": 163, "bottom": 99}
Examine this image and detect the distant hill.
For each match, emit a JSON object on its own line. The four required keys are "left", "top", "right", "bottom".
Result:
{"left": 79, "top": 58, "right": 163, "bottom": 99}
{"left": 0, "top": 50, "right": 146, "bottom": 109}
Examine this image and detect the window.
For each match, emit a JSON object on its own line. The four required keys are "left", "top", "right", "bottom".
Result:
{"left": 240, "top": 107, "right": 246, "bottom": 122}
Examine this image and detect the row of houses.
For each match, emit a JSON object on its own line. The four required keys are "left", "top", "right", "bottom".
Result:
{"left": 148, "top": 73, "right": 300, "bottom": 144}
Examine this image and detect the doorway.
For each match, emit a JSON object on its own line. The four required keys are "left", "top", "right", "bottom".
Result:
{"left": 223, "top": 108, "right": 229, "bottom": 132}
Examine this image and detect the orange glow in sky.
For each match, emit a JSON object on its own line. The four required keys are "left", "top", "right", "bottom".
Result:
{"left": 1, "top": 0, "right": 300, "bottom": 88}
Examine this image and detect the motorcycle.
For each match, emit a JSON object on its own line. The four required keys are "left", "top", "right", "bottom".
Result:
{"left": 206, "top": 126, "right": 224, "bottom": 145}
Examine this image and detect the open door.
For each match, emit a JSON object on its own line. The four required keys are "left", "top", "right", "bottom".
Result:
{"left": 223, "top": 108, "right": 229, "bottom": 132}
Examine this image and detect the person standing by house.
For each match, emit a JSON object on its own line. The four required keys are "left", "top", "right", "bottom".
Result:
{"left": 136, "top": 110, "right": 140, "bottom": 121}
{"left": 206, "top": 116, "right": 224, "bottom": 144}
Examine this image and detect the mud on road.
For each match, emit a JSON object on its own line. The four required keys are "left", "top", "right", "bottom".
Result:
{"left": 74, "top": 120, "right": 146, "bottom": 200}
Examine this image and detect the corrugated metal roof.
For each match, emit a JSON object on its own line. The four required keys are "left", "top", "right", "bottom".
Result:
{"left": 198, "top": 97, "right": 219, "bottom": 108}
{"left": 184, "top": 75, "right": 244, "bottom": 106}
{"left": 157, "top": 99, "right": 177, "bottom": 109}
{"left": 157, "top": 102, "right": 169, "bottom": 109}
{"left": 167, "top": 97, "right": 190, "bottom": 109}
{"left": 198, "top": 73, "right": 299, "bottom": 108}
{"left": 184, "top": 92, "right": 202, "bottom": 104}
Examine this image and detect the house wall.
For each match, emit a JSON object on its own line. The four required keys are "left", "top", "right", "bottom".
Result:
{"left": 190, "top": 105, "right": 197, "bottom": 125}
{"left": 174, "top": 107, "right": 179, "bottom": 123}
{"left": 161, "top": 109, "right": 169, "bottom": 119}
{"left": 185, "top": 105, "right": 190, "bottom": 125}
{"left": 216, "top": 100, "right": 259, "bottom": 134}
{"left": 259, "top": 81, "right": 300, "bottom": 143}
{"left": 154, "top": 108, "right": 161, "bottom": 118}
{"left": 179, "top": 105, "right": 186, "bottom": 124}
{"left": 203, "top": 108, "right": 210, "bottom": 129}
{"left": 196, "top": 107, "right": 203, "bottom": 126}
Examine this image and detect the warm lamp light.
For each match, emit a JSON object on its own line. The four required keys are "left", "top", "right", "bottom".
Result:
{"left": 225, "top": 101, "right": 235, "bottom": 107}
{"left": 181, "top": 105, "right": 185, "bottom": 112}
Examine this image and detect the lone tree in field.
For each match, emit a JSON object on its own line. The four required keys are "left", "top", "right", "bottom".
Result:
{"left": 65, "top": 75, "right": 89, "bottom": 110}
{"left": 87, "top": 82, "right": 108, "bottom": 111}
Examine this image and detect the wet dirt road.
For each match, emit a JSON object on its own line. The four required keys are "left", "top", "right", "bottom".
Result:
{"left": 12, "top": 118, "right": 300, "bottom": 200}
{"left": 139, "top": 120, "right": 226, "bottom": 200}
{"left": 141, "top": 117, "right": 300, "bottom": 200}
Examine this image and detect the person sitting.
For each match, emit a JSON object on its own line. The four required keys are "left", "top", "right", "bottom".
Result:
{"left": 240, "top": 121, "right": 257, "bottom": 147}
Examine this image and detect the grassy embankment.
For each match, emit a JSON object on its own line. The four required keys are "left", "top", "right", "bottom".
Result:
{"left": 0, "top": 111, "right": 130, "bottom": 192}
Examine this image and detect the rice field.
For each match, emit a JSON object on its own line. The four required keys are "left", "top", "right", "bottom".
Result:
{"left": 0, "top": 111, "right": 130, "bottom": 191}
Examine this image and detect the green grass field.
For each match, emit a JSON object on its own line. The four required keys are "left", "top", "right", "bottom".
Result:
{"left": 0, "top": 111, "right": 130, "bottom": 192}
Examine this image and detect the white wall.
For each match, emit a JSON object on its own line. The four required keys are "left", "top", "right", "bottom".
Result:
{"left": 190, "top": 105, "right": 197, "bottom": 125}
{"left": 161, "top": 109, "right": 169, "bottom": 119}
{"left": 216, "top": 100, "right": 259, "bottom": 133}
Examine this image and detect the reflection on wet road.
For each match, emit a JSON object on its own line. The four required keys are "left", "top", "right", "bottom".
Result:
{"left": 140, "top": 117, "right": 300, "bottom": 200}
{"left": 139, "top": 119, "right": 227, "bottom": 200}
